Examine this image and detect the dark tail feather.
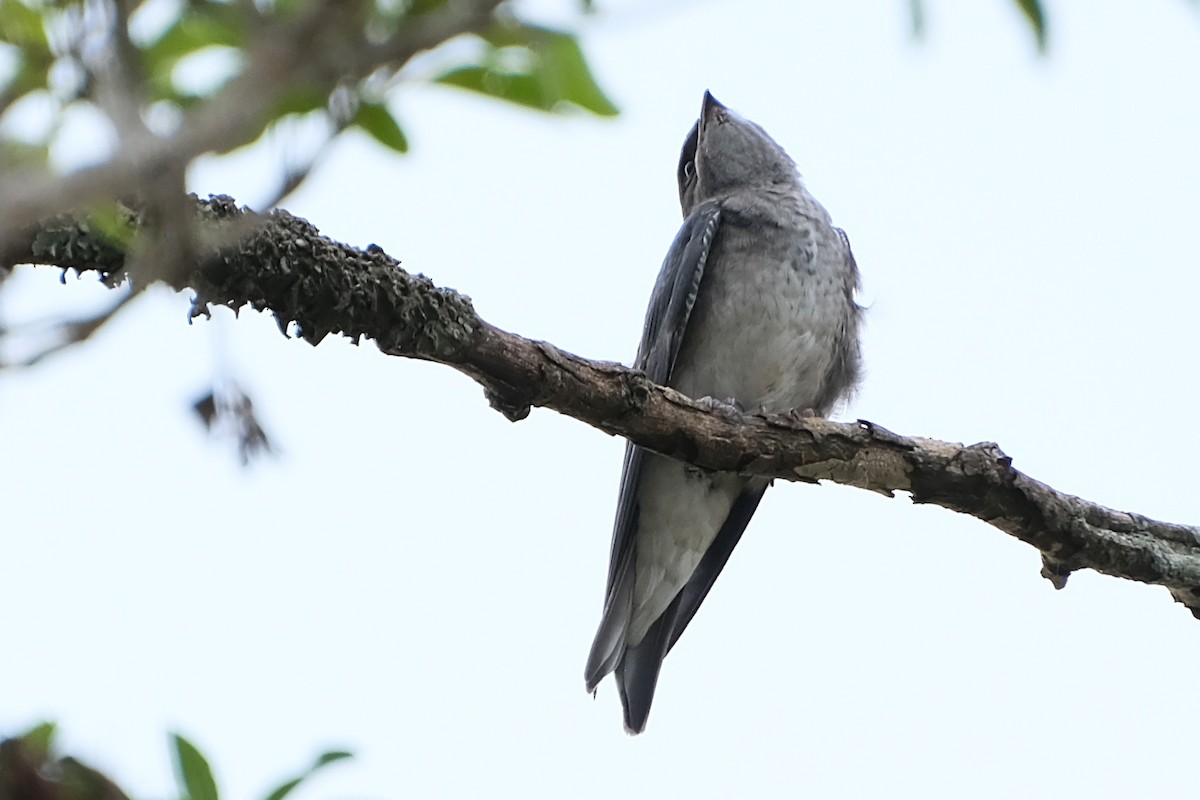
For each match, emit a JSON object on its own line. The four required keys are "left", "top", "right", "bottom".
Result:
{"left": 585, "top": 554, "right": 635, "bottom": 693}
{"left": 616, "top": 594, "right": 683, "bottom": 734}
{"left": 615, "top": 482, "right": 768, "bottom": 734}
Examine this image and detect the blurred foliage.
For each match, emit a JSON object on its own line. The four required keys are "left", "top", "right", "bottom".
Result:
{"left": 192, "top": 382, "right": 276, "bottom": 466}
{"left": 0, "top": 0, "right": 617, "bottom": 440}
{"left": 6, "top": 0, "right": 1186, "bottom": 176}
{"left": 908, "top": 0, "right": 1046, "bottom": 49}
{"left": 911, "top": 0, "right": 1191, "bottom": 52}
{"left": 435, "top": 22, "right": 617, "bottom": 116}
{"left": 0, "top": 0, "right": 617, "bottom": 172}
{"left": 0, "top": 722, "right": 351, "bottom": 800}
{"left": 1012, "top": 0, "right": 1049, "bottom": 50}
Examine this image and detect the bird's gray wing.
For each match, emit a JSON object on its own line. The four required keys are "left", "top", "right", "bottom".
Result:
{"left": 606, "top": 200, "right": 722, "bottom": 586}
{"left": 585, "top": 202, "right": 721, "bottom": 688}
{"left": 636, "top": 201, "right": 722, "bottom": 386}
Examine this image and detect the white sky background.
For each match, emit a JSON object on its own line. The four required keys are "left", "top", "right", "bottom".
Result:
{"left": 4, "top": 0, "right": 1200, "bottom": 797}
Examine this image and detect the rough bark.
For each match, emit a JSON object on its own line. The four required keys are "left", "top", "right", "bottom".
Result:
{"left": 6, "top": 195, "right": 1200, "bottom": 617}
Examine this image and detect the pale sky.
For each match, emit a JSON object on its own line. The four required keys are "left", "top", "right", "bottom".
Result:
{"left": 5, "top": 1, "right": 1200, "bottom": 798}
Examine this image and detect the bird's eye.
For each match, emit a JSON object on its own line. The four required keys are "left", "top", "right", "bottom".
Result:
{"left": 683, "top": 161, "right": 696, "bottom": 180}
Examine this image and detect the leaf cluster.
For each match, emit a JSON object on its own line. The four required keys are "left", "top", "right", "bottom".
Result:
{"left": 0, "top": 0, "right": 615, "bottom": 171}
{"left": 0, "top": 722, "right": 352, "bottom": 800}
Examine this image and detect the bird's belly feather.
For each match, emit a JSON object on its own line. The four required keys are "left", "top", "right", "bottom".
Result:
{"left": 673, "top": 238, "right": 843, "bottom": 412}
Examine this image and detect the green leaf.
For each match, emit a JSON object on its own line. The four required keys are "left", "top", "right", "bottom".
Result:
{"left": 435, "top": 25, "right": 618, "bottom": 117}
{"left": 261, "top": 749, "right": 353, "bottom": 800}
{"left": 533, "top": 29, "right": 618, "bottom": 116}
{"left": 437, "top": 66, "right": 553, "bottom": 112}
{"left": 262, "top": 777, "right": 303, "bottom": 800}
{"left": 0, "top": 133, "right": 51, "bottom": 171}
{"left": 171, "top": 733, "right": 220, "bottom": 800}
{"left": 313, "top": 750, "right": 353, "bottom": 767}
{"left": 142, "top": 4, "right": 248, "bottom": 97}
{"left": 142, "top": 2, "right": 248, "bottom": 106}
{"left": 86, "top": 204, "right": 136, "bottom": 248}
{"left": 19, "top": 721, "right": 57, "bottom": 761}
{"left": 59, "top": 757, "right": 132, "bottom": 800}
{"left": 0, "top": 2, "right": 54, "bottom": 104}
{"left": 0, "top": 0, "right": 48, "bottom": 48}
{"left": 485, "top": 25, "right": 618, "bottom": 116}
{"left": 258, "top": 0, "right": 312, "bottom": 17}
{"left": 1013, "top": 0, "right": 1047, "bottom": 52}
{"left": 407, "top": 0, "right": 449, "bottom": 14}
{"left": 2, "top": 58, "right": 47, "bottom": 102}
{"left": 270, "top": 86, "right": 330, "bottom": 119}
{"left": 908, "top": 0, "right": 925, "bottom": 39}
{"left": 353, "top": 101, "right": 409, "bottom": 153}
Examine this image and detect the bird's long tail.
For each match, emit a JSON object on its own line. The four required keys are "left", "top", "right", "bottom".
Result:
{"left": 609, "top": 483, "right": 768, "bottom": 734}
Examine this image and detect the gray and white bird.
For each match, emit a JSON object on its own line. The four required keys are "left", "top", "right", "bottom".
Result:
{"left": 584, "top": 92, "right": 863, "bottom": 734}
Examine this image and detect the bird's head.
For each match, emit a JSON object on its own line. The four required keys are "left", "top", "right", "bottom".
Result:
{"left": 677, "top": 91, "right": 800, "bottom": 216}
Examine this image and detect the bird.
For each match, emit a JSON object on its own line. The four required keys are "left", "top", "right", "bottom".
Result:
{"left": 584, "top": 91, "right": 863, "bottom": 734}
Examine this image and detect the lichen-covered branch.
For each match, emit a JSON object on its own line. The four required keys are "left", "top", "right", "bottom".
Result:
{"left": 7, "top": 195, "right": 1200, "bottom": 617}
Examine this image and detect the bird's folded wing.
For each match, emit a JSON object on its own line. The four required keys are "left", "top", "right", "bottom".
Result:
{"left": 586, "top": 203, "right": 723, "bottom": 687}
{"left": 603, "top": 202, "right": 722, "bottom": 589}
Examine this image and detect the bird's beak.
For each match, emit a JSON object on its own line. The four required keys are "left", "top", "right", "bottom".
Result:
{"left": 699, "top": 90, "right": 726, "bottom": 135}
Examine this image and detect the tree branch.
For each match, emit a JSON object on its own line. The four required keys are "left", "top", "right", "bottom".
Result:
{"left": 0, "top": 287, "right": 134, "bottom": 369}
{"left": 0, "top": 0, "right": 504, "bottom": 241}
{"left": 7, "top": 195, "right": 1200, "bottom": 618}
